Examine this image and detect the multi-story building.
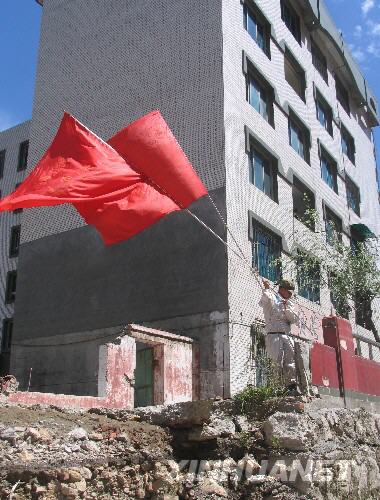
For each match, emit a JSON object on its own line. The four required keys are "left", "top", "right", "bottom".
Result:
{"left": 0, "top": 122, "right": 29, "bottom": 375}
{"left": 0, "top": 0, "right": 379, "bottom": 400}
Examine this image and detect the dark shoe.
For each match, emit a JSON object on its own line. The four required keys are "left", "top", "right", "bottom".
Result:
{"left": 286, "top": 383, "right": 302, "bottom": 396}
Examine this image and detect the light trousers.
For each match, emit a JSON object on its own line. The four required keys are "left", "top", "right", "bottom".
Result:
{"left": 265, "top": 333, "right": 297, "bottom": 386}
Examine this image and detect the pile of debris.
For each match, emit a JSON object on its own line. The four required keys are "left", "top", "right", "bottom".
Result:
{"left": 1, "top": 396, "right": 380, "bottom": 499}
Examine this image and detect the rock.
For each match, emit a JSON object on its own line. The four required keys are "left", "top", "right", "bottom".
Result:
{"left": 0, "top": 427, "right": 17, "bottom": 443}
{"left": 188, "top": 415, "right": 236, "bottom": 442}
{"left": 79, "top": 467, "right": 92, "bottom": 480}
{"left": 80, "top": 440, "right": 99, "bottom": 452}
{"left": 72, "top": 479, "right": 87, "bottom": 492}
{"left": 68, "top": 470, "right": 82, "bottom": 483}
{"left": 222, "top": 458, "right": 237, "bottom": 471}
{"left": 237, "top": 455, "right": 260, "bottom": 477}
{"left": 32, "top": 485, "right": 47, "bottom": 496}
{"left": 68, "top": 427, "right": 88, "bottom": 441}
{"left": 200, "top": 478, "right": 228, "bottom": 497}
{"left": 135, "top": 488, "right": 145, "bottom": 498}
{"left": 234, "top": 415, "right": 258, "bottom": 433}
{"left": 166, "top": 459, "right": 179, "bottom": 473}
{"left": 88, "top": 432, "right": 103, "bottom": 441}
{"left": 17, "top": 449, "right": 34, "bottom": 462}
{"left": 35, "top": 427, "right": 53, "bottom": 443}
{"left": 60, "top": 483, "right": 78, "bottom": 498}
{"left": 263, "top": 412, "right": 318, "bottom": 451}
{"left": 247, "top": 474, "right": 276, "bottom": 485}
{"left": 57, "top": 470, "right": 70, "bottom": 482}
{"left": 116, "top": 432, "right": 130, "bottom": 443}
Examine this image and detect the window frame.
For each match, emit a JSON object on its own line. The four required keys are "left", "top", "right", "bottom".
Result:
{"left": 249, "top": 216, "right": 282, "bottom": 282}
{"left": 335, "top": 75, "right": 350, "bottom": 115}
{"left": 281, "top": 0, "right": 301, "bottom": 44}
{"left": 341, "top": 124, "right": 355, "bottom": 164}
{"left": 9, "top": 225, "right": 21, "bottom": 258}
{"left": 311, "top": 39, "right": 328, "bottom": 83}
{"left": 17, "top": 140, "right": 29, "bottom": 172}
{"left": 5, "top": 271, "right": 17, "bottom": 304}
{"left": 1, "top": 319, "right": 13, "bottom": 354}
{"left": 0, "top": 149, "right": 5, "bottom": 179}
{"left": 243, "top": 2, "right": 271, "bottom": 58}
{"left": 292, "top": 176, "right": 315, "bottom": 230}
{"left": 324, "top": 205, "right": 343, "bottom": 246}
{"left": 13, "top": 183, "right": 23, "bottom": 214}
{"left": 288, "top": 111, "right": 310, "bottom": 163}
{"left": 320, "top": 148, "right": 338, "bottom": 194}
{"left": 246, "top": 62, "right": 275, "bottom": 126}
{"left": 284, "top": 48, "right": 306, "bottom": 102}
{"left": 315, "top": 89, "right": 333, "bottom": 136}
{"left": 297, "top": 254, "right": 321, "bottom": 303}
{"left": 248, "top": 141, "right": 278, "bottom": 202}
{"left": 346, "top": 176, "right": 360, "bottom": 216}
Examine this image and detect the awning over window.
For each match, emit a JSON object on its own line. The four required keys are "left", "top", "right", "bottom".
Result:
{"left": 350, "top": 223, "right": 376, "bottom": 240}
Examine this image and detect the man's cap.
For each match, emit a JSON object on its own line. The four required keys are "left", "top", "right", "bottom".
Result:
{"left": 278, "top": 279, "right": 295, "bottom": 291}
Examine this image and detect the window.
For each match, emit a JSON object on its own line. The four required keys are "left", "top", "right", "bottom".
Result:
{"left": 320, "top": 150, "right": 338, "bottom": 193}
{"left": 281, "top": 0, "right": 301, "bottom": 43}
{"left": 250, "top": 218, "right": 282, "bottom": 282}
{"left": 249, "top": 146, "right": 278, "bottom": 201}
{"left": 0, "top": 150, "right": 5, "bottom": 179}
{"left": 297, "top": 255, "right": 320, "bottom": 303}
{"left": 247, "top": 71, "right": 273, "bottom": 124}
{"left": 5, "top": 271, "right": 17, "bottom": 304}
{"left": 244, "top": 3, "right": 270, "bottom": 57}
{"left": 335, "top": 76, "right": 350, "bottom": 114}
{"left": 341, "top": 125, "right": 355, "bottom": 164}
{"left": 346, "top": 176, "right": 360, "bottom": 216}
{"left": 17, "top": 140, "right": 29, "bottom": 171}
{"left": 284, "top": 48, "right": 306, "bottom": 101}
{"left": 13, "top": 183, "right": 23, "bottom": 214}
{"left": 311, "top": 39, "right": 328, "bottom": 83}
{"left": 292, "top": 177, "right": 315, "bottom": 230}
{"left": 315, "top": 90, "right": 333, "bottom": 136}
{"left": 288, "top": 112, "right": 310, "bottom": 163}
{"left": 324, "top": 206, "right": 342, "bottom": 245}
{"left": 1, "top": 319, "right": 13, "bottom": 353}
{"left": 9, "top": 225, "right": 21, "bottom": 258}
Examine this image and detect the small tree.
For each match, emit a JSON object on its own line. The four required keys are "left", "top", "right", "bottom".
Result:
{"left": 281, "top": 199, "right": 380, "bottom": 343}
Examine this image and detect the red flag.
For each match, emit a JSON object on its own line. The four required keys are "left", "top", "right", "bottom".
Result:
{"left": 0, "top": 111, "right": 207, "bottom": 245}
{"left": 0, "top": 113, "right": 142, "bottom": 210}
{"left": 0, "top": 113, "right": 180, "bottom": 244}
{"left": 108, "top": 110, "right": 207, "bottom": 208}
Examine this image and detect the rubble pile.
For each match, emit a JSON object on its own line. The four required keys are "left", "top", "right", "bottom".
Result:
{"left": 1, "top": 397, "right": 380, "bottom": 499}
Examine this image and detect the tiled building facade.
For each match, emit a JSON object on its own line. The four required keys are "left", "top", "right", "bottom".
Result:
{"left": 0, "top": 122, "right": 30, "bottom": 375}
{"left": 0, "top": 0, "right": 379, "bottom": 397}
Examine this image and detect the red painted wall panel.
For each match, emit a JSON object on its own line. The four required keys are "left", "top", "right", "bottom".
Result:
{"left": 311, "top": 342, "right": 340, "bottom": 390}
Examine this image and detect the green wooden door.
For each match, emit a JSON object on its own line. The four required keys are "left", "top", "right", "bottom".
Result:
{"left": 134, "top": 347, "right": 153, "bottom": 407}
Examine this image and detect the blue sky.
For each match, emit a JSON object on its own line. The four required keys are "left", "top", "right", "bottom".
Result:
{"left": 0, "top": 0, "right": 379, "bottom": 185}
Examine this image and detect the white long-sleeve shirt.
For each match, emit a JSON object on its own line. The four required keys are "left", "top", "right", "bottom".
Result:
{"left": 259, "top": 289, "right": 299, "bottom": 335}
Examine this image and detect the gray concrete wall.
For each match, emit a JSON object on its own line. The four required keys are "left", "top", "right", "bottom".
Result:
{"left": 11, "top": 188, "right": 229, "bottom": 395}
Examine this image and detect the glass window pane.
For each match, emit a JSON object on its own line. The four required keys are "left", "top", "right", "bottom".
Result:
{"left": 252, "top": 222, "right": 281, "bottom": 281}
{"left": 247, "top": 11, "right": 257, "bottom": 40}
{"left": 254, "top": 152, "right": 264, "bottom": 191}
{"left": 249, "top": 80, "right": 260, "bottom": 113}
